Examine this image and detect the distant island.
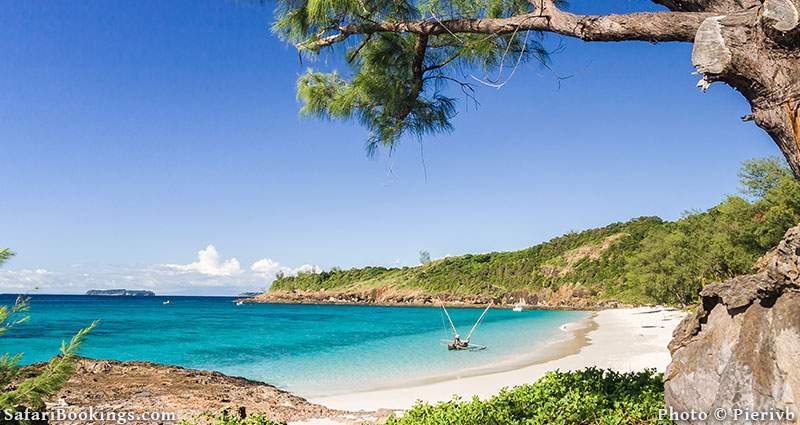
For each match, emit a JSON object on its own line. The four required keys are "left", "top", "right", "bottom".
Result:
{"left": 86, "top": 289, "right": 156, "bottom": 297}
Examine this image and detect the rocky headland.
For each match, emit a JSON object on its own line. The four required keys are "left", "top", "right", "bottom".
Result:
{"left": 38, "top": 358, "right": 383, "bottom": 425}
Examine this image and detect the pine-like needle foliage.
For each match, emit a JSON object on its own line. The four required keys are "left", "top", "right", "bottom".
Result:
{"left": 0, "top": 321, "right": 98, "bottom": 410}
{"left": 0, "top": 250, "right": 98, "bottom": 414}
{"left": 0, "top": 250, "right": 12, "bottom": 266}
{"left": 274, "top": 0, "right": 556, "bottom": 153}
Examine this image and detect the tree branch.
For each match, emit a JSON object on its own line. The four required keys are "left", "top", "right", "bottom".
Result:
{"left": 397, "top": 34, "right": 429, "bottom": 124}
{"left": 425, "top": 51, "right": 464, "bottom": 72}
{"left": 304, "top": 5, "right": 714, "bottom": 50}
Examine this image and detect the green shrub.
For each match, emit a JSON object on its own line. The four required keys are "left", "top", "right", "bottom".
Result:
{"left": 181, "top": 411, "right": 285, "bottom": 425}
{"left": 381, "top": 368, "right": 671, "bottom": 425}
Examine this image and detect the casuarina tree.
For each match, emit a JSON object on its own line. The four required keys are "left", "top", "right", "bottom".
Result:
{"left": 273, "top": 0, "right": 800, "bottom": 178}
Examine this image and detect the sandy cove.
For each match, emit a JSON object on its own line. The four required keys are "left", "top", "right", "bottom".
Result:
{"left": 308, "top": 307, "right": 687, "bottom": 414}
{"left": 45, "top": 307, "right": 685, "bottom": 425}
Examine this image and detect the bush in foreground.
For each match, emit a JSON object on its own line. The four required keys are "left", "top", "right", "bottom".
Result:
{"left": 189, "top": 369, "right": 670, "bottom": 425}
{"left": 382, "top": 368, "right": 670, "bottom": 425}
{"left": 181, "top": 411, "right": 285, "bottom": 425}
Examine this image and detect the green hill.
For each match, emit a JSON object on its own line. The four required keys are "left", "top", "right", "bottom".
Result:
{"left": 270, "top": 158, "right": 800, "bottom": 306}
{"left": 272, "top": 217, "right": 662, "bottom": 302}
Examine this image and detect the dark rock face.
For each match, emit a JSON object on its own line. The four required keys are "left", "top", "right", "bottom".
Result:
{"left": 665, "top": 225, "right": 800, "bottom": 424}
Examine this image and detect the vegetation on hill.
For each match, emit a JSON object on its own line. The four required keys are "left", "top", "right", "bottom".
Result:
{"left": 271, "top": 158, "right": 800, "bottom": 306}
{"left": 272, "top": 216, "right": 664, "bottom": 299}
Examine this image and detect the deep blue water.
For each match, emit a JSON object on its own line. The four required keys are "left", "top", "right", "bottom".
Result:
{"left": 0, "top": 295, "right": 587, "bottom": 396}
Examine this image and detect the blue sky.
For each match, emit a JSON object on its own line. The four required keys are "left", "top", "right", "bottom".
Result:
{"left": 0, "top": 1, "right": 781, "bottom": 295}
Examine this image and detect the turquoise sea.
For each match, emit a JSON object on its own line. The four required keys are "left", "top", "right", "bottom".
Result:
{"left": 0, "top": 295, "right": 587, "bottom": 397}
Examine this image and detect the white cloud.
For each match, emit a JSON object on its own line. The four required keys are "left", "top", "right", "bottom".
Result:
{"left": 251, "top": 258, "right": 320, "bottom": 278}
{"left": 0, "top": 268, "right": 53, "bottom": 290}
{"left": 251, "top": 258, "right": 281, "bottom": 275}
{"left": 291, "top": 264, "right": 321, "bottom": 275}
{"left": 167, "top": 245, "right": 242, "bottom": 276}
{"left": 0, "top": 246, "right": 320, "bottom": 296}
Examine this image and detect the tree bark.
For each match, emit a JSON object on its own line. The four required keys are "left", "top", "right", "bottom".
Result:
{"left": 690, "top": 2, "right": 800, "bottom": 176}
{"left": 313, "top": 10, "right": 712, "bottom": 47}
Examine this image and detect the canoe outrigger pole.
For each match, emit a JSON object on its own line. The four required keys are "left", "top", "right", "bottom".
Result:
{"left": 440, "top": 301, "right": 494, "bottom": 351}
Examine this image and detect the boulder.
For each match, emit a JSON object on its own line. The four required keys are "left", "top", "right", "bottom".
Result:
{"left": 665, "top": 225, "right": 800, "bottom": 424}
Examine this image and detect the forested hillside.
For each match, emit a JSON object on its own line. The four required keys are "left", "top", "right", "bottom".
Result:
{"left": 270, "top": 158, "right": 800, "bottom": 305}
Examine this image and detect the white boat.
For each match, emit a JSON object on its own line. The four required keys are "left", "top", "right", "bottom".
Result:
{"left": 235, "top": 301, "right": 244, "bottom": 306}
{"left": 163, "top": 300, "right": 172, "bottom": 305}
{"left": 513, "top": 305, "right": 524, "bottom": 312}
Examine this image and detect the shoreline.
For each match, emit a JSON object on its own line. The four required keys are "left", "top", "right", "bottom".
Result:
{"left": 241, "top": 287, "right": 632, "bottom": 311}
{"left": 241, "top": 299, "right": 605, "bottom": 311}
{"left": 239, "top": 295, "right": 627, "bottom": 311}
{"left": 315, "top": 312, "right": 598, "bottom": 398}
{"left": 311, "top": 307, "right": 686, "bottom": 412}
{"left": 43, "top": 306, "right": 687, "bottom": 424}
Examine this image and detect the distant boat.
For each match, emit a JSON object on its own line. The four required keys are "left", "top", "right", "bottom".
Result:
{"left": 163, "top": 300, "right": 172, "bottom": 305}
{"left": 513, "top": 305, "right": 524, "bottom": 312}
{"left": 235, "top": 301, "right": 244, "bottom": 306}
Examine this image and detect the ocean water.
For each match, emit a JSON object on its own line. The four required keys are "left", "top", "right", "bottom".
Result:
{"left": 0, "top": 295, "right": 587, "bottom": 397}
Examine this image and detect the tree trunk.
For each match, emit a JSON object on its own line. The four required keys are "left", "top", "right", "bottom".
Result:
{"left": 688, "top": 0, "right": 800, "bottom": 176}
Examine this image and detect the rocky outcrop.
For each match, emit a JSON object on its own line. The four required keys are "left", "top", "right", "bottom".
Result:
{"left": 540, "top": 233, "right": 627, "bottom": 278}
{"left": 665, "top": 225, "right": 800, "bottom": 424}
{"left": 37, "top": 358, "right": 380, "bottom": 425}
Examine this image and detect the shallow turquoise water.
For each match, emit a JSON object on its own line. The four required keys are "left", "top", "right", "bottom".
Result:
{"left": 0, "top": 295, "right": 587, "bottom": 397}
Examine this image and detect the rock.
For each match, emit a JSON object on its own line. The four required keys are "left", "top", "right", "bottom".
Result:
{"left": 246, "top": 286, "right": 612, "bottom": 310}
{"left": 33, "top": 358, "right": 380, "bottom": 425}
{"left": 665, "top": 225, "right": 800, "bottom": 424}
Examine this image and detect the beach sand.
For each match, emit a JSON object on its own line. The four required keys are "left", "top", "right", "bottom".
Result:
{"left": 307, "top": 307, "right": 686, "bottom": 413}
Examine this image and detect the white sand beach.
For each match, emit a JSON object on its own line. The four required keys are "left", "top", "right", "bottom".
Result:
{"left": 310, "top": 307, "right": 687, "bottom": 413}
